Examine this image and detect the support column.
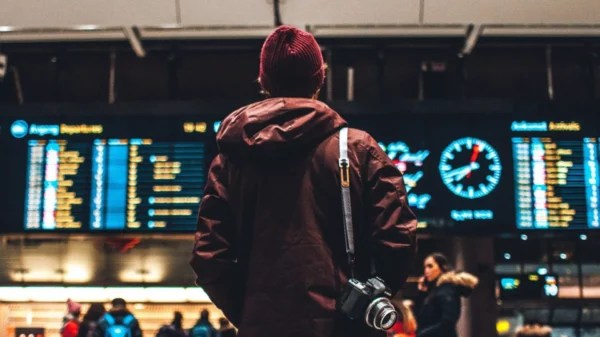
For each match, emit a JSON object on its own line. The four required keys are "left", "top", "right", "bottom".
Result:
{"left": 453, "top": 237, "right": 497, "bottom": 337}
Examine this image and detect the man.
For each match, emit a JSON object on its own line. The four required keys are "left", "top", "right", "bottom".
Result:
{"left": 93, "top": 298, "right": 142, "bottom": 337}
{"left": 189, "top": 309, "right": 217, "bottom": 337}
{"left": 217, "top": 318, "right": 236, "bottom": 337}
{"left": 190, "top": 25, "right": 417, "bottom": 337}
{"left": 157, "top": 312, "right": 187, "bottom": 337}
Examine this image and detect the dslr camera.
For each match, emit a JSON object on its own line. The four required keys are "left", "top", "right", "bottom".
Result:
{"left": 337, "top": 277, "right": 398, "bottom": 331}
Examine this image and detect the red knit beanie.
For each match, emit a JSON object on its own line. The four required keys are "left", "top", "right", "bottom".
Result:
{"left": 259, "top": 25, "right": 325, "bottom": 97}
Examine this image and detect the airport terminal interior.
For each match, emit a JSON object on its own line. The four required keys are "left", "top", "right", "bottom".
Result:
{"left": 2, "top": 1, "right": 600, "bottom": 337}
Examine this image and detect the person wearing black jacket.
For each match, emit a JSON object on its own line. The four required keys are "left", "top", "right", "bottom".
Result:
{"left": 78, "top": 303, "right": 106, "bottom": 337}
{"left": 416, "top": 253, "right": 478, "bottom": 337}
{"left": 189, "top": 310, "right": 217, "bottom": 337}
{"left": 217, "top": 318, "right": 236, "bottom": 337}
{"left": 157, "top": 312, "right": 187, "bottom": 337}
{"left": 93, "top": 298, "right": 143, "bottom": 337}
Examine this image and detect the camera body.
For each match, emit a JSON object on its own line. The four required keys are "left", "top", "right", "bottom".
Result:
{"left": 337, "top": 277, "right": 398, "bottom": 331}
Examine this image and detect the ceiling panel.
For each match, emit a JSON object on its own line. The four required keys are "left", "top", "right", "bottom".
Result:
{"left": 179, "top": 0, "right": 273, "bottom": 27}
{"left": 424, "top": 0, "right": 600, "bottom": 24}
{"left": 281, "top": 0, "right": 421, "bottom": 27}
{"left": 0, "top": 0, "right": 178, "bottom": 27}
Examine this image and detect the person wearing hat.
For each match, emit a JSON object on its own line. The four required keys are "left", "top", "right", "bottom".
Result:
{"left": 191, "top": 25, "right": 416, "bottom": 337}
{"left": 61, "top": 299, "right": 82, "bottom": 337}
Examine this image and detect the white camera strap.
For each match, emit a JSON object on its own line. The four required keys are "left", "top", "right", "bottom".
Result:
{"left": 338, "top": 127, "right": 355, "bottom": 276}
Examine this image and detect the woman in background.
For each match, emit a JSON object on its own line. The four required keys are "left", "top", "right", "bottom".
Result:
{"left": 415, "top": 253, "right": 478, "bottom": 337}
{"left": 78, "top": 303, "right": 106, "bottom": 337}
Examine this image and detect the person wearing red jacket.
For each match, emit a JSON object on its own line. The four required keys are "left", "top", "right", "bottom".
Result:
{"left": 190, "top": 25, "right": 417, "bottom": 337}
{"left": 61, "top": 299, "right": 81, "bottom": 337}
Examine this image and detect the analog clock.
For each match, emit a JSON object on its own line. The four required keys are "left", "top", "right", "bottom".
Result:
{"left": 439, "top": 137, "right": 502, "bottom": 199}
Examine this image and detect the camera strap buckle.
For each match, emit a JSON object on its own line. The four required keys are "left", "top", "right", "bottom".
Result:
{"left": 339, "top": 127, "right": 356, "bottom": 274}
{"left": 339, "top": 159, "right": 350, "bottom": 187}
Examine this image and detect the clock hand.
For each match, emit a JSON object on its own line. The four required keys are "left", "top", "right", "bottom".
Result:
{"left": 455, "top": 162, "right": 480, "bottom": 182}
{"left": 467, "top": 145, "right": 480, "bottom": 178}
{"left": 446, "top": 165, "right": 472, "bottom": 178}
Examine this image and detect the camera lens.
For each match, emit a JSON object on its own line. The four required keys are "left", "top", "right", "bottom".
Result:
{"left": 364, "top": 297, "right": 398, "bottom": 331}
{"left": 379, "top": 308, "right": 398, "bottom": 330}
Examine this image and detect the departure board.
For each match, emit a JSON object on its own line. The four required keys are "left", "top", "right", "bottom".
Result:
{"left": 511, "top": 121, "right": 599, "bottom": 230}
{"left": 0, "top": 117, "right": 215, "bottom": 232}
{"left": 89, "top": 139, "right": 205, "bottom": 231}
{"left": 24, "top": 140, "right": 92, "bottom": 229}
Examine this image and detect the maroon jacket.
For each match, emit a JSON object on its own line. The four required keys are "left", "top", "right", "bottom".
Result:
{"left": 191, "top": 98, "right": 417, "bottom": 337}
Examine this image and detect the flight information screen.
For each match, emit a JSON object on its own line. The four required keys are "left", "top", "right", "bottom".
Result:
{"left": 511, "top": 121, "right": 599, "bottom": 230}
{"left": 0, "top": 110, "right": 597, "bottom": 234}
{"left": 1, "top": 118, "right": 216, "bottom": 232}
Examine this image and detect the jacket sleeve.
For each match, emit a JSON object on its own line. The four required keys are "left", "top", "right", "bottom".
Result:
{"left": 416, "top": 292, "right": 461, "bottom": 337}
{"left": 363, "top": 134, "right": 417, "bottom": 295}
{"left": 413, "top": 289, "right": 428, "bottom": 321}
{"left": 190, "top": 154, "right": 242, "bottom": 326}
{"left": 62, "top": 321, "right": 79, "bottom": 337}
{"left": 132, "top": 318, "right": 143, "bottom": 337}
{"left": 92, "top": 321, "right": 105, "bottom": 337}
{"left": 190, "top": 154, "right": 236, "bottom": 284}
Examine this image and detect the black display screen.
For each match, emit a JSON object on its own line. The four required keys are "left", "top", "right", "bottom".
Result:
{"left": 347, "top": 114, "right": 514, "bottom": 233}
{"left": 0, "top": 109, "right": 596, "bottom": 234}
{"left": 0, "top": 117, "right": 218, "bottom": 233}
{"left": 499, "top": 274, "right": 559, "bottom": 300}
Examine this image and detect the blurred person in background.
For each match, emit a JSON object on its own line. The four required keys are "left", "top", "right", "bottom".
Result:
{"left": 78, "top": 303, "right": 106, "bottom": 337}
{"left": 157, "top": 311, "right": 187, "bottom": 337}
{"left": 93, "top": 298, "right": 143, "bottom": 337}
{"left": 415, "top": 253, "right": 478, "bottom": 337}
{"left": 514, "top": 322, "right": 552, "bottom": 337}
{"left": 217, "top": 318, "right": 236, "bottom": 337}
{"left": 61, "top": 299, "right": 82, "bottom": 337}
{"left": 388, "top": 299, "right": 417, "bottom": 337}
{"left": 190, "top": 24, "right": 416, "bottom": 337}
{"left": 189, "top": 309, "right": 217, "bottom": 337}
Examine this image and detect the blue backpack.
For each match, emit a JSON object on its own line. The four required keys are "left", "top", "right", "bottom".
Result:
{"left": 190, "top": 325, "right": 210, "bottom": 337}
{"left": 104, "top": 313, "right": 135, "bottom": 337}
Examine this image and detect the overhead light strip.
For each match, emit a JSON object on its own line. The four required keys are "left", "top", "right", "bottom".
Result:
{"left": 0, "top": 286, "right": 211, "bottom": 303}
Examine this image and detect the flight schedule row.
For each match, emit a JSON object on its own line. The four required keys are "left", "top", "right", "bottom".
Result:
{"left": 512, "top": 137, "right": 599, "bottom": 230}
{"left": 24, "top": 139, "right": 206, "bottom": 231}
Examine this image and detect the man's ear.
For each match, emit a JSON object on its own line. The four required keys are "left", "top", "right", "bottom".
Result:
{"left": 257, "top": 77, "right": 270, "bottom": 97}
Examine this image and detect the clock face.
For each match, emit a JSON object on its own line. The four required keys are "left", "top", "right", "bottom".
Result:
{"left": 439, "top": 137, "right": 502, "bottom": 199}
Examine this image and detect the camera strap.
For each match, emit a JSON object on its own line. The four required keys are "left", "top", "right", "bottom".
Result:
{"left": 339, "top": 128, "right": 377, "bottom": 279}
{"left": 338, "top": 127, "right": 356, "bottom": 277}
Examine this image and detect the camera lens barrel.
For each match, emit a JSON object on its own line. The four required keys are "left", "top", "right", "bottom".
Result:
{"left": 364, "top": 297, "right": 398, "bottom": 331}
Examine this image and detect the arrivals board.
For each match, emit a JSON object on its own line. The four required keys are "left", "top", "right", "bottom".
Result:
{"left": 510, "top": 121, "right": 599, "bottom": 230}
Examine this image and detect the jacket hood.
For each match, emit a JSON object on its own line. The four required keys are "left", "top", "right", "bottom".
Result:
{"left": 437, "top": 271, "right": 479, "bottom": 297}
{"left": 217, "top": 98, "right": 347, "bottom": 157}
{"left": 516, "top": 325, "right": 552, "bottom": 336}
